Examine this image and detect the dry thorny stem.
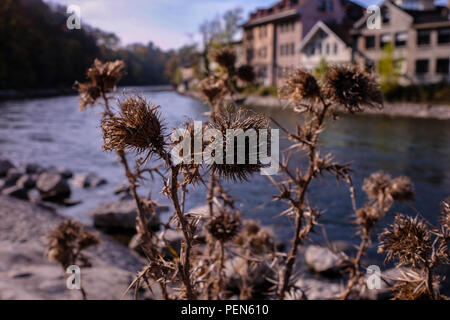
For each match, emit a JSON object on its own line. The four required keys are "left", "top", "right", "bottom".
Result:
{"left": 69, "top": 57, "right": 449, "bottom": 300}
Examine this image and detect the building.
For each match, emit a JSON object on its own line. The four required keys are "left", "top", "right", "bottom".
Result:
{"left": 242, "top": 0, "right": 363, "bottom": 86}
{"left": 352, "top": 0, "right": 450, "bottom": 84}
{"left": 298, "top": 21, "right": 355, "bottom": 70}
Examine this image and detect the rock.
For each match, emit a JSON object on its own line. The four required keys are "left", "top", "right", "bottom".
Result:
{"left": 0, "top": 160, "right": 14, "bottom": 177}
{"left": 113, "top": 184, "right": 130, "bottom": 195}
{"left": 88, "top": 200, "right": 167, "bottom": 233}
{"left": 0, "top": 195, "right": 162, "bottom": 300}
{"left": 24, "top": 163, "right": 44, "bottom": 174}
{"left": 224, "top": 256, "right": 274, "bottom": 299}
{"left": 291, "top": 278, "right": 342, "bottom": 300}
{"left": 304, "top": 245, "right": 347, "bottom": 277}
{"left": 5, "top": 169, "right": 22, "bottom": 185}
{"left": 36, "top": 172, "right": 71, "bottom": 201}
{"left": 56, "top": 168, "right": 73, "bottom": 179}
{"left": 72, "top": 172, "right": 107, "bottom": 188}
{"left": 16, "top": 174, "right": 36, "bottom": 189}
{"left": 2, "top": 186, "right": 28, "bottom": 200}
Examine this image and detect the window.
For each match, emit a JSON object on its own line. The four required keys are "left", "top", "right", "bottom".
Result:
{"left": 317, "top": 0, "right": 333, "bottom": 12}
{"left": 333, "top": 43, "right": 338, "bottom": 55}
{"left": 438, "top": 28, "right": 450, "bottom": 44}
{"left": 380, "top": 34, "right": 392, "bottom": 48}
{"left": 395, "top": 32, "right": 407, "bottom": 47}
{"left": 326, "top": 43, "right": 330, "bottom": 55}
{"left": 415, "top": 59, "right": 429, "bottom": 74}
{"left": 417, "top": 30, "right": 431, "bottom": 46}
{"left": 365, "top": 36, "right": 375, "bottom": 49}
{"left": 381, "top": 6, "right": 390, "bottom": 24}
{"left": 436, "top": 58, "right": 449, "bottom": 74}
{"left": 290, "top": 43, "right": 295, "bottom": 55}
{"left": 318, "top": 42, "right": 322, "bottom": 55}
{"left": 246, "top": 49, "right": 254, "bottom": 62}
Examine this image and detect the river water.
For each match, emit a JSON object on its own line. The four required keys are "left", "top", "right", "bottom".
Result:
{"left": 1, "top": 88, "right": 449, "bottom": 248}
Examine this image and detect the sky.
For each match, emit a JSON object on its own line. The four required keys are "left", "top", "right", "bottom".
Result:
{"left": 45, "top": 0, "right": 445, "bottom": 50}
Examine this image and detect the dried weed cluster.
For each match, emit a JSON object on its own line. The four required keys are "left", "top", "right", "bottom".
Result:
{"left": 50, "top": 57, "right": 449, "bottom": 300}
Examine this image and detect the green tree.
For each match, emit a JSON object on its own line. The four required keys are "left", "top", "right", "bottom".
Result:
{"left": 377, "top": 43, "right": 402, "bottom": 93}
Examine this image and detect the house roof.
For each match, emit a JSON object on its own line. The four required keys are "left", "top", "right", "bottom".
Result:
{"left": 298, "top": 20, "right": 350, "bottom": 52}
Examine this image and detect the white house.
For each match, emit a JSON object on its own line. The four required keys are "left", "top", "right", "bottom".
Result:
{"left": 298, "top": 20, "right": 353, "bottom": 70}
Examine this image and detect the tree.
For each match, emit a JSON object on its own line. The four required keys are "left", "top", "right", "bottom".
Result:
{"left": 377, "top": 43, "right": 402, "bottom": 93}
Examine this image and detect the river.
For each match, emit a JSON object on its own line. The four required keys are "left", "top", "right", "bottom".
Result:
{"left": 0, "top": 88, "right": 449, "bottom": 249}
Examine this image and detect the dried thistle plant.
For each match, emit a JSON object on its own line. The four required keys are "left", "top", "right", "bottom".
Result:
{"left": 210, "top": 47, "right": 236, "bottom": 75}
{"left": 236, "top": 65, "right": 256, "bottom": 84}
{"left": 208, "top": 108, "right": 270, "bottom": 182}
{"left": 102, "top": 95, "right": 166, "bottom": 156}
{"left": 76, "top": 59, "right": 125, "bottom": 112}
{"left": 324, "top": 65, "right": 383, "bottom": 113}
{"left": 46, "top": 219, "right": 100, "bottom": 299}
{"left": 376, "top": 197, "right": 450, "bottom": 300}
{"left": 198, "top": 76, "right": 226, "bottom": 107}
{"left": 339, "top": 172, "right": 415, "bottom": 299}
{"left": 269, "top": 66, "right": 380, "bottom": 300}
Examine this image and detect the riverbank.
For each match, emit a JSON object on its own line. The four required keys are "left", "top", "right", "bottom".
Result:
{"left": 0, "top": 85, "right": 174, "bottom": 101}
{"left": 181, "top": 90, "right": 450, "bottom": 120}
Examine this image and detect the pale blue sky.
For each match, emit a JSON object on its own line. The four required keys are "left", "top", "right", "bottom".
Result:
{"left": 45, "top": 0, "right": 445, "bottom": 50}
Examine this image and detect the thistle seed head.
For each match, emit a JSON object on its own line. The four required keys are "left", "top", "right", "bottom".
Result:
{"left": 206, "top": 211, "right": 241, "bottom": 243}
{"left": 388, "top": 176, "right": 415, "bottom": 202}
{"left": 208, "top": 109, "right": 270, "bottom": 182}
{"left": 279, "top": 69, "right": 321, "bottom": 105}
{"left": 102, "top": 95, "right": 166, "bottom": 155}
{"left": 77, "top": 59, "right": 125, "bottom": 111}
{"left": 362, "top": 171, "right": 392, "bottom": 201}
{"left": 324, "top": 65, "right": 383, "bottom": 113}
{"left": 198, "top": 76, "right": 226, "bottom": 105}
{"left": 47, "top": 219, "right": 99, "bottom": 269}
{"left": 236, "top": 65, "right": 256, "bottom": 83}
{"left": 210, "top": 47, "right": 236, "bottom": 73}
{"left": 378, "top": 214, "right": 432, "bottom": 268}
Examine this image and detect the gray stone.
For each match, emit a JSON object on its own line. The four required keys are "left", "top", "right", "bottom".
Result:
{"left": 88, "top": 200, "right": 167, "bottom": 233}
{"left": 56, "top": 167, "right": 73, "bottom": 179}
{"left": 304, "top": 245, "right": 347, "bottom": 276}
{"left": 113, "top": 184, "right": 130, "bottom": 195}
{"left": 36, "top": 172, "right": 71, "bottom": 201}
{"left": 24, "top": 163, "right": 44, "bottom": 174}
{"left": 0, "top": 160, "right": 14, "bottom": 177}
{"left": 290, "top": 278, "right": 342, "bottom": 300}
{"left": 2, "top": 186, "right": 28, "bottom": 200}
{"left": 5, "top": 169, "right": 22, "bottom": 185}
{"left": 72, "top": 172, "right": 107, "bottom": 188}
{"left": 16, "top": 174, "right": 36, "bottom": 189}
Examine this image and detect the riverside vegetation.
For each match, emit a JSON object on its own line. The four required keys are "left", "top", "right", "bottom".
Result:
{"left": 45, "top": 48, "right": 450, "bottom": 300}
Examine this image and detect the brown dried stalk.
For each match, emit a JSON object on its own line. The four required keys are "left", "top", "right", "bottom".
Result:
{"left": 273, "top": 66, "right": 383, "bottom": 300}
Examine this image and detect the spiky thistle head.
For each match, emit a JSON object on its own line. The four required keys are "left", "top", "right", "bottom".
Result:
{"left": 210, "top": 47, "right": 236, "bottom": 73}
{"left": 236, "top": 65, "right": 256, "bottom": 83}
{"left": 378, "top": 214, "right": 432, "bottom": 268}
{"left": 279, "top": 69, "right": 321, "bottom": 106}
{"left": 362, "top": 171, "right": 393, "bottom": 201}
{"left": 102, "top": 95, "right": 166, "bottom": 156}
{"left": 324, "top": 65, "right": 383, "bottom": 113}
{"left": 208, "top": 108, "right": 270, "bottom": 182}
{"left": 388, "top": 176, "right": 415, "bottom": 202}
{"left": 77, "top": 59, "right": 125, "bottom": 111}
{"left": 198, "top": 76, "right": 226, "bottom": 105}
{"left": 171, "top": 120, "right": 208, "bottom": 185}
{"left": 47, "top": 219, "right": 99, "bottom": 269}
{"left": 356, "top": 205, "right": 383, "bottom": 233}
{"left": 206, "top": 210, "right": 241, "bottom": 243}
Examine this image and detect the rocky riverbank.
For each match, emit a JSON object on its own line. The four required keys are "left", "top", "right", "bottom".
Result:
{"left": 181, "top": 90, "right": 450, "bottom": 120}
